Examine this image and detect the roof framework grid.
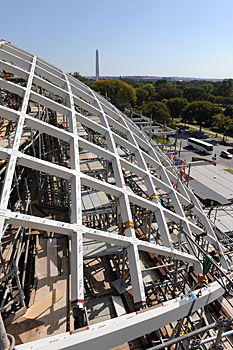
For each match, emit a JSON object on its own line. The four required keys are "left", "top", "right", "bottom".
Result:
{"left": 0, "top": 40, "right": 232, "bottom": 349}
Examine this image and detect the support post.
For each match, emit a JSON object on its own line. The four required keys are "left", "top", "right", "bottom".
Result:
{"left": 64, "top": 73, "right": 84, "bottom": 309}
{"left": 187, "top": 163, "right": 191, "bottom": 187}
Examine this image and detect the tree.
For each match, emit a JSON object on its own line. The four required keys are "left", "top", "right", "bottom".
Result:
{"left": 124, "top": 79, "right": 141, "bottom": 88}
{"left": 201, "top": 84, "right": 214, "bottom": 94}
{"left": 154, "top": 79, "right": 168, "bottom": 87}
{"left": 166, "top": 97, "right": 189, "bottom": 119}
{"left": 153, "top": 82, "right": 182, "bottom": 101}
{"left": 182, "top": 104, "right": 195, "bottom": 125}
{"left": 213, "top": 113, "right": 233, "bottom": 134}
{"left": 141, "top": 101, "right": 171, "bottom": 125}
{"left": 182, "top": 101, "right": 221, "bottom": 131}
{"left": 183, "top": 86, "right": 205, "bottom": 102}
{"left": 90, "top": 79, "right": 137, "bottom": 111}
{"left": 221, "top": 96, "right": 233, "bottom": 106}
{"left": 213, "top": 79, "right": 233, "bottom": 97}
{"left": 143, "top": 83, "right": 155, "bottom": 96}
{"left": 136, "top": 87, "right": 148, "bottom": 105}
{"left": 70, "top": 71, "right": 90, "bottom": 85}
{"left": 224, "top": 105, "right": 233, "bottom": 119}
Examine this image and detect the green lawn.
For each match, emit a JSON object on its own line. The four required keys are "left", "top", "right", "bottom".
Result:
{"left": 153, "top": 136, "right": 172, "bottom": 144}
{"left": 223, "top": 169, "right": 233, "bottom": 175}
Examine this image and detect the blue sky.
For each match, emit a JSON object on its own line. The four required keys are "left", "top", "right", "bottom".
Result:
{"left": 1, "top": 0, "right": 233, "bottom": 79}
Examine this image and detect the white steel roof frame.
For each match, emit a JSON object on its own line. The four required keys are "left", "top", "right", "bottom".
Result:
{"left": 0, "top": 40, "right": 230, "bottom": 348}
{"left": 15, "top": 281, "right": 224, "bottom": 350}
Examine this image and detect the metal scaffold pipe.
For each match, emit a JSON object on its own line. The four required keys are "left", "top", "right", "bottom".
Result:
{"left": 149, "top": 321, "right": 217, "bottom": 349}
{"left": 151, "top": 317, "right": 233, "bottom": 350}
{"left": 0, "top": 313, "right": 10, "bottom": 349}
{"left": 200, "top": 329, "right": 233, "bottom": 345}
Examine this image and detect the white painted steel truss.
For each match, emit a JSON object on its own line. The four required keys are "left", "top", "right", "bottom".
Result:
{"left": 0, "top": 40, "right": 231, "bottom": 349}
{"left": 15, "top": 281, "right": 224, "bottom": 350}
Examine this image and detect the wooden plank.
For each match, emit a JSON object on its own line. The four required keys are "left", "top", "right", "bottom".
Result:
{"left": 89, "top": 189, "right": 102, "bottom": 208}
{"left": 96, "top": 191, "right": 110, "bottom": 206}
{"left": 88, "top": 115, "right": 101, "bottom": 124}
{"left": 79, "top": 151, "right": 87, "bottom": 160}
{"left": 24, "top": 289, "right": 63, "bottom": 319}
{"left": 89, "top": 161, "right": 104, "bottom": 171}
{"left": 33, "top": 235, "right": 69, "bottom": 338}
{"left": 36, "top": 236, "right": 47, "bottom": 280}
{"left": 47, "top": 238, "right": 58, "bottom": 277}
{"left": 4, "top": 306, "right": 27, "bottom": 327}
{"left": 134, "top": 178, "right": 147, "bottom": 192}
{"left": 82, "top": 190, "right": 93, "bottom": 210}
{"left": 84, "top": 258, "right": 116, "bottom": 296}
{"left": 85, "top": 151, "right": 93, "bottom": 159}
{"left": 80, "top": 163, "right": 89, "bottom": 172}
{"left": 218, "top": 296, "right": 233, "bottom": 318}
{"left": 109, "top": 343, "right": 130, "bottom": 350}
{"left": 6, "top": 317, "right": 45, "bottom": 345}
{"left": 80, "top": 160, "right": 104, "bottom": 172}
{"left": 123, "top": 290, "right": 135, "bottom": 313}
{"left": 0, "top": 230, "right": 15, "bottom": 279}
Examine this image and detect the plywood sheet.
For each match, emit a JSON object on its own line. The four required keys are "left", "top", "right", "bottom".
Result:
{"left": 109, "top": 343, "right": 130, "bottom": 350}
{"left": 25, "top": 289, "right": 63, "bottom": 319}
{"left": 89, "top": 189, "right": 102, "bottom": 208}
{"left": 82, "top": 190, "right": 94, "bottom": 210}
{"left": 33, "top": 236, "right": 69, "bottom": 338}
{"left": 47, "top": 238, "right": 58, "bottom": 277}
{"left": 6, "top": 317, "right": 45, "bottom": 345}
{"left": 96, "top": 191, "right": 110, "bottom": 206}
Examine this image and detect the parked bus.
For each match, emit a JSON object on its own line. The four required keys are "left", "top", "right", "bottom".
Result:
{"left": 187, "top": 138, "right": 213, "bottom": 154}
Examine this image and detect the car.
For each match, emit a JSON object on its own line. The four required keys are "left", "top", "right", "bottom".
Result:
{"left": 220, "top": 139, "right": 231, "bottom": 146}
{"left": 193, "top": 131, "right": 205, "bottom": 139}
{"left": 176, "top": 125, "right": 186, "bottom": 133}
{"left": 227, "top": 148, "right": 233, "bottom": 154}
{"left": 208, "top": 139, "right": 218, "bottom": 145}
{"left": 220, "top": 150, "right": 232, "bottom": 159}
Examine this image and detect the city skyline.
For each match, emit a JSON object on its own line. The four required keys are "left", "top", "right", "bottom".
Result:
{"left": 1, "top": 0, "right": 233, "bottom": 79}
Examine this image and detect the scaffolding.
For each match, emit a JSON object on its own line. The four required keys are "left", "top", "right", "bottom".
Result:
{"left": 0, "top": 40, "right": 233, "bottom": 350}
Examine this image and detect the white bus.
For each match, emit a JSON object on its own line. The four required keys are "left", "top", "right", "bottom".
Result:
{"left": 187, "top": 138, "right": 213, "bottom": 154}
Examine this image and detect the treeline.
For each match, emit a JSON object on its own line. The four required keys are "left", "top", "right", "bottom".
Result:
{"left": 71, "top": 72, "right": 233, "bottom": 134}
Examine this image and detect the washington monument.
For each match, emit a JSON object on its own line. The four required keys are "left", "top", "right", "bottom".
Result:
{"left": 96, "top": 49, "right": 99, "bottom": 81}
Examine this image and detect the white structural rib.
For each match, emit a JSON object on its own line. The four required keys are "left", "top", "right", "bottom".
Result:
{"left": 15, "top": 282, "right": 224, "bottom": 350}
{"left": 63, "top": 71, "right": 84, "bottom": 307}
{"left": 0, "top": 54, "right": 37, "bottom": 238}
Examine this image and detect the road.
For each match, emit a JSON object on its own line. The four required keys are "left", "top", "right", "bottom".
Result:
{"left": 170, "top": 130, "right": 233, "bottom": 170}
